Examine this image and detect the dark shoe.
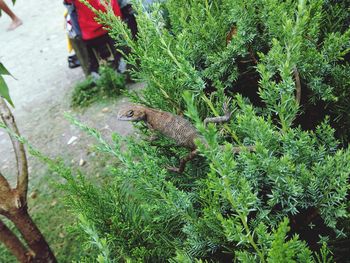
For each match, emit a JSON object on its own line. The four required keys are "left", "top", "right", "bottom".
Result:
{"left": 68, "top": 54, "right": 81, "bottom": 68}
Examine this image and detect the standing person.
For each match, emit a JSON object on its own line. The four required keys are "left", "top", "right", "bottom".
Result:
{"left": 0, "top": 0, "right": 22, "bottom": 31}
{"left": 64, "top": 2, "right": 90, "bottom": 75}
{"left": 64, "top": 0, "right": 123, "bottom": 76}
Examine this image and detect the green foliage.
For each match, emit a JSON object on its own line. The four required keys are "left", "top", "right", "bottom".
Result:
{"left": 0, "top": 62, "right": 14, "bottom": 107}
{"left": 59, "top": 116, "right": 190, "bottom": 261}
{"left": 327, "top": 63, "right": 350, "bottom": 144}
{"left": 100, "top": 0, "right": 350, "bottom": 139}
{"left": 42, "top": 0, "right": 350, "bottom": 262}
{"left": 57, "top": 107, "right": 348, "bottom": 262}
{"left": 70, "top": 76, "right": 96, "bottom": 107}
{"left": 267, "top": 218, "right": 313, "bottom": 263}
{"left": 71, "top": 65, "right": 126, "bottom": 108}
{"left": 184, "top": 92, "right": 349, "bottom": 260}
{"left": 314, "top": 243, "right": 334, "bottom": 263}
{"left": 77, "top": 214, "right": 113, "bottom": 263}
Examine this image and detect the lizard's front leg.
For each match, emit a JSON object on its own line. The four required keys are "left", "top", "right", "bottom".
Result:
{"left": 204, "top": 98, "right": 233, "bottom": 126}
{"left": 145, "top": 122, "right": 159, "bottom": 142}
{"left": 167, "top": 150, "right": 198, "bottom": 174}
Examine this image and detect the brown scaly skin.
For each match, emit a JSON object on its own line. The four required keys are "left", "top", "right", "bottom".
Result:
{"left": 117, "top": 104, "right": 255, "bottom": 173}
{"left": 117, "top": 105, "right": 200, "bottom": 149}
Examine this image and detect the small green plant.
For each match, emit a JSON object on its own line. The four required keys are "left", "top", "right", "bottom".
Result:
{"left": 71, "top": 66, "right": 126, "bottom": 108}
{"left": 0, "top": 62, "right": 14, "bottom": 107}
{"left": 71, "top": 76, "right": 97, "bottom": 108}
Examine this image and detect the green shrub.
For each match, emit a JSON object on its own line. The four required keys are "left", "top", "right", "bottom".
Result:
{"left": 71, "top": 65, "right": 126, "bottom": 108}
{"left": 59, "top": 110, "right": 346, "bottom": 262}
{"left": 53, "top": 0, "right": 350, "bottom": 262}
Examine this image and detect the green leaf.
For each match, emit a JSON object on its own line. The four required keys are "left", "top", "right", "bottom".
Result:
{"left": 0, "top": 75, "right": 14, "bottom": 107}
{"left": 0, "top": 63, "right": 11, "bottom": 76}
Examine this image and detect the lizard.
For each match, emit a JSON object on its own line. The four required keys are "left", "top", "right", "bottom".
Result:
{"left": 117, "top": 104, "right": 255, "bottom": 173}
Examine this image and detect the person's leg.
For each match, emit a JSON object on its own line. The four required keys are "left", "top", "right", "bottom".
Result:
{"left": 85, "top": 34, "right": 122, "bottom": 73}
{"left": 121, "top": 4, "right": 138, "bottom": 39}
{"left": 71, "top": 37, "right": 90, "bottom": 76}
{"left": 0, "top": 0, "right": 22, "bottom": 31}
{"left": 105, "top": 34, "right": 122, "bottom": 70}
{"left": 85, "top": 44, "right": 100, "bottom": 75}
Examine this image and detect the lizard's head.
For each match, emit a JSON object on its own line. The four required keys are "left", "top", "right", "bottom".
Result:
{"left": 117, "top": 105, "right": 147, "bottom": 121}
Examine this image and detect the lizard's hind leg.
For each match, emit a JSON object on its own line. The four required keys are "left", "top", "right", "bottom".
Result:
{"left": 167, "top": 150, "right": 198, "bottom": 174}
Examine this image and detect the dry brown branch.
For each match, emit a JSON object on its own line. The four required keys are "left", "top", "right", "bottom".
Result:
{"left": 0, "top": 98, "right": 28, "bottom": 205}
{"left": 293, "top": 67, "right": 301, "bottom": 104}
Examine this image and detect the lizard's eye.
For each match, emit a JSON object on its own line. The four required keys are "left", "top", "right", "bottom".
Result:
{"left": 126, "top": 110, "right": 134, "bottom": 117}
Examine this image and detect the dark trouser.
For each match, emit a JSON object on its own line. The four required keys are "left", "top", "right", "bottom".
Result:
{"left": 84, "top": 33, "right": 121, "bottom": 74}
{"left": 121, "top": 4, "right": 138, "bottom": 39}
{"left": 70, "top": 36, "right": 90, "bottom": 76}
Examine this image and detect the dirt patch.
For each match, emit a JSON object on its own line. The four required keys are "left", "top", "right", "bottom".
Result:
{"left": 0, "top": 0, "right": 138, "bottom": 187}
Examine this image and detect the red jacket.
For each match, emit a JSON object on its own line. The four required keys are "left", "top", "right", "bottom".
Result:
{"left": 66, "top": 0, "right": 122, "bottom": 40}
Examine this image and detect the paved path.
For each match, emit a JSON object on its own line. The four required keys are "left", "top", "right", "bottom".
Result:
{"left": 0, "top": 0, "right": 135, "bottom": 185}
{"left": 1, "top": 0, "right": 82, "bottom": 108}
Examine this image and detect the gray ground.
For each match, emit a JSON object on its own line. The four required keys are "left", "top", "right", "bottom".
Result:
{"left": 0, "top": 0, "right": 137, "bottom": 187}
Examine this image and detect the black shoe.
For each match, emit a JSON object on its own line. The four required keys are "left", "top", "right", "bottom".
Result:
{"left": 68, "top": 54, "right": 81, "bottom": 68}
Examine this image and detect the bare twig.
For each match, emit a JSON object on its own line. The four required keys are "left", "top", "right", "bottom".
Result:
{"left": 293, "top": 67, "right": 301, "bottom": 104}
{"left": 0, "top": 98, "right": 28, "bottom": 206}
